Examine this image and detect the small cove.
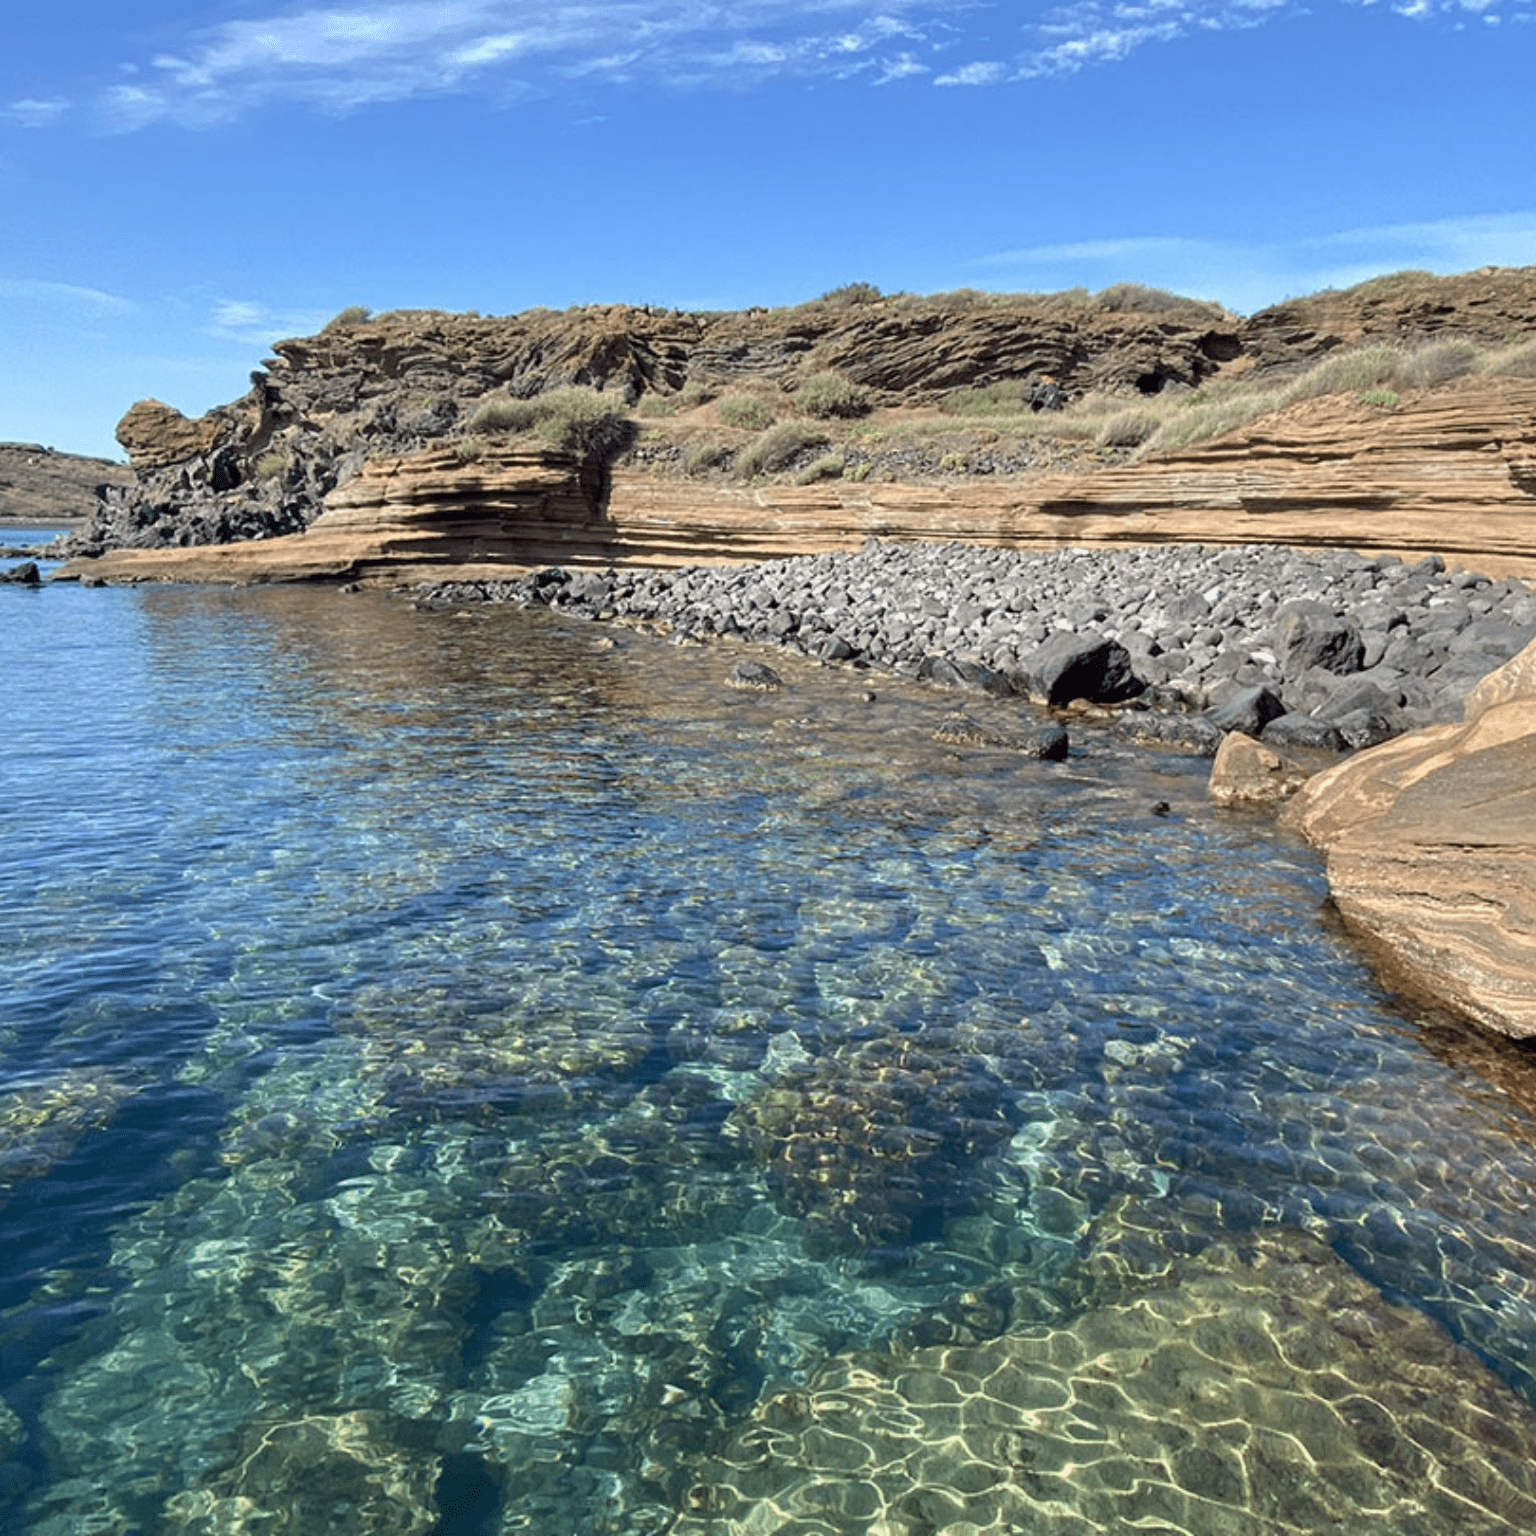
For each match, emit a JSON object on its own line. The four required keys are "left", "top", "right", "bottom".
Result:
{"left": 4, "top": 573, "right": 1536, "bottom": 1533}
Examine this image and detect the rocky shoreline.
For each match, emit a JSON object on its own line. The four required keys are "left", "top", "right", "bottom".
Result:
{"left": 419, "top": 539, "right": 1536, "bottom": 757}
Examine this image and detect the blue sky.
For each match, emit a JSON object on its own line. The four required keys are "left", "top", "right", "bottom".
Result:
{"left": 2, "top": 2, "right": 1532, "bottom": 459}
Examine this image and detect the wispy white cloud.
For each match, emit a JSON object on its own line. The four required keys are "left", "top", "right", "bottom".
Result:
{"left": 26, "top": 0, "right": 1536, "bottom": 129}
{"left": 4, "top": 98, "right": 70, "bottom": 128}
{"left": 205, "top": 298, "right": 332, "bottom": 342}
{"left": 67, "top": 2, "right": 961, "bottom": 127}
{"left": 0, "top": 277, "right": 135, "bottom": 312}
{"left": 971, "top": 210, "right": 1536, "bottom": 312}
{"left": 934, "top": 60, "right": 1006, "bottom": 86}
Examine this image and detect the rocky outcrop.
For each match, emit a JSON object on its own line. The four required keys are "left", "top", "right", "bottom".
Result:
{"left": 1023, "top": 379, "right": 1536, "bottom": 579}
{"left": 62, "top": 289, "right": 1239, "bottom": 557}
{"left": 1284, "top": 636, "right": 1536, "bottom": 1038}
{"left": 62, "top": 374, "right": 1536, "bottom": 585}
{"left": 0, "top": 441, "right": 132, "bottom": 523}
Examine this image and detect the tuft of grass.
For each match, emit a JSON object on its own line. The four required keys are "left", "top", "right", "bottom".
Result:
{"left": 793, "top": 371, "right": 870, "bottom": 420}
{"left": 939, "top": 381, "right": 1035, "bottom": 417}
{"left": 322, "top": 305, "right": 372, "bottom": 331}
{"left": 1096, "top": 408, "right": 1160, "bottom": 448}
{"left": 1481, "top": 339, "right": 1536, "bottom": 379}
{"left": 683, "top": 441, "right": 732, "bottom": 476}
{"left": 1095, "top": 283, "right": 1227, "bottom": 318}
{"left": 677, "top": 381, "right": 716, "bottom": 408}
{"left": 1357, "top": 388, "right": 1401, "bottom": 409}
{"left": 1392, "top": 337, "right": 1479, "bottom": 390}
{"left": 253, "top": 450, "right": 286, "bottom": 481}
{"left": 637, "top": 396, "right": 679, "bottom": 418}
{"left": 468, "top": 396, "right": 543, "bottom": 434}
{"left": 1278, "top": 344, "right": 1403, "bottom": 406}
{"left": 735, "top": 422, "right": 830, "bottom": 479}
{"left": 794, "top": 454, "right": 845, "bottom": 486}
{"left": 451, "top": 438, "right": 484, "bottom": 463}
{"left": 816, "top": 281, "right": 883, "bottom": 307}
{"left": 716, "top": 394, "right": 776, "bottom": 430}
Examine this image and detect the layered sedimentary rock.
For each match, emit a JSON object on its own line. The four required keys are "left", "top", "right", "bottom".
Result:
{"left": 1284, "top": 636, "right": 1536, "bottom": 1038}
{"left": 63, "top": 377, "right": 1536, "bottom": 585}
{"left": 1025, "top": 379, "right": 1536, "bottom": 578}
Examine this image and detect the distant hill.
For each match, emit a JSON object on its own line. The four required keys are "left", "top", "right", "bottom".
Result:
{"left": 0, "top": 442, "right": 132, "bottom": 523}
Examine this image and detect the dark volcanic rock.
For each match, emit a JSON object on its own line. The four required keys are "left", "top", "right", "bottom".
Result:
{"left": 726, "top": 661, "right": 783, "bottom": 692}
{"left": 1015, "top": 632, "right": 1142, "bottom": 707}
{"left": 1207, "top": 685, "right": 1287, "bottom": 737}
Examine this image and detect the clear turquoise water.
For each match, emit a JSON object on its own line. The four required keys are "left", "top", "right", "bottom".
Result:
{"left": 5, "top": 573, "right": 1536, "bottom": 1534}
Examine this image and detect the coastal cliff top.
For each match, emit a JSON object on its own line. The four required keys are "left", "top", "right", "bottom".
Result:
{"left": 26, "top": 264, "right": 1536, "bottom": 557}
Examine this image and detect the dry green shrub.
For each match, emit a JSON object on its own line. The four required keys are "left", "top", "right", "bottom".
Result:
{"left": 716, "top": 394, "right": 776, "bottom": 430}
{"left": 677, "top": 381, "right": 716, "bottom": 408}
{"left": 1096, "top": 283, "right": 1228, "bottom": 319}
{"left": 468, "top": 387, "right": 630, "bottom": 460}
{"left": 793, "top": 371, "right": 870, "bottom": 420}
{"left": 468, "top": 396, "right": 543, "bottom": 434}
{"left": 253, "top": 450, "right": 287, "bottom": 481}
{"left": 637, "top": 396, "right": 678, "bottom": 418}
{"left": 735, "top": 422, "right": 830, "bottom": 479}
{"left": 532, "top": 387, "right": 633, "bottom": 459}
{"left": 1358, "top": 388, "right": 1401, "bottom": 409}
{"left": 1142, "top": 385, "right": 1286, "bottom": 455}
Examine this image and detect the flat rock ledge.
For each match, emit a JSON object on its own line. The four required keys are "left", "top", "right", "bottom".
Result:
{"left": 1284, "top": 636, "right": 1536, "bottom": 1039}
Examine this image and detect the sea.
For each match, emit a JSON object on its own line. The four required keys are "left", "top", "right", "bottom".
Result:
{"left": 5, "top": 525, "right": 1536, "bottom": 1535}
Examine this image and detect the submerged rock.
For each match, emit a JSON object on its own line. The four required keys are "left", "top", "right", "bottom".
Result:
{"left": 730, "top": 1034, "right": 1016, "bottom": 1254}
{"left": 1208, "top": 732, "right": 1310, "bottom": 808}
{"left": 667, "top": 1229, "right": 1536, "bottom": 1535}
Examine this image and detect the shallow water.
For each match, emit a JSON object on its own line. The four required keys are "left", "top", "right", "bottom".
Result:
{"left": 4, "top": 577, "right": 1536, "bottom": 1534}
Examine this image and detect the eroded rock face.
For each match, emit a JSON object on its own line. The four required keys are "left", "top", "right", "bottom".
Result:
{"left": 1285, "top": 636, "right": 1536, "bottom": 1038}
{"left": 114, "top": 399, "right": 230, "bottom": 472}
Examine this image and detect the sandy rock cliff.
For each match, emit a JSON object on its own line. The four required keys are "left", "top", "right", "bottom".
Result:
{"left": 63, "top": 375, "right": 1536, "bottom": 586}
{"left": 1285, "top": 637, "right": 1536, "bottom": 1039}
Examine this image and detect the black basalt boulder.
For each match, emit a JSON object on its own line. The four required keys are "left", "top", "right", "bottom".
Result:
{"left": 1207, "top": 685, "right": 1287, "bottom": 737}
{"left": 1014, "top": 632, "right": 1142, "bottom": 707}
{"left": 1276, "top": 604, "right": 1365, "bottom": 678}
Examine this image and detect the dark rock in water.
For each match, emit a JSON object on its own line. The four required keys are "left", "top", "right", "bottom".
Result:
{"left": 1276, "top": 605, "right": 1366, "bottom": 677}
{"left": 918, "top": 654, "right": 1013, "bottom": 697}
{"left": 810, "top": 633, "right": 858, "bottom": 663}
{"left": 1, "top": 561, "right": 41, "bottom": 585}
{"left": 1261, "top": 713, "right": 1348, "bottom": 752}
{"left": 1207, "top": 684, "right": 1286, "bottom": 737}
{"left": 726, "top": 661, "right": 783, "bottom": 692}
{"left": 933, "top": 714, "right": 1070, "bottom": 760}
{"left": 1115, "top": 711, "right": 1224, "bottom": 757}
{"left": 1333, "top": 707, "right": 1399, "bottom": 750}
{"left": 1015, "top": 631, "right": 1142, "bottom": 706}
